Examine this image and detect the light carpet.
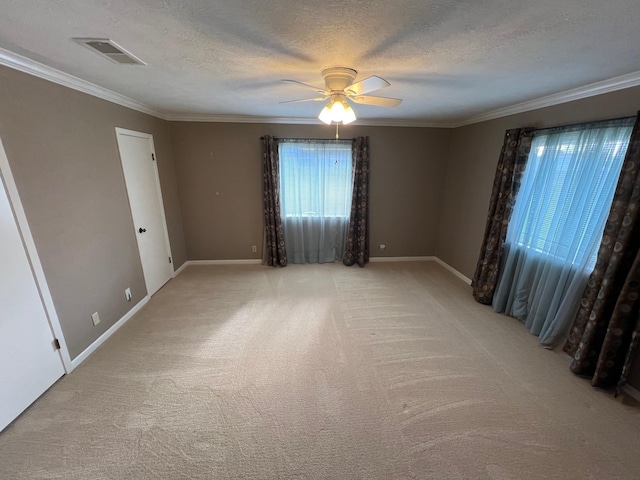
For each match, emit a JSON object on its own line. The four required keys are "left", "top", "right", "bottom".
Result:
{"left": 1, "top": 262, "right": 639, "bottom": 479}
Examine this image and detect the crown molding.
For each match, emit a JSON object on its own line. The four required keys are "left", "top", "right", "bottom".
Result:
{"left": 453, "top": 70, "right": 640, "bottom": 127}
{"left": 164, "top": 112, "right": 454, "bottom": 128}
{"left": 164, "top": 114, "right": 322, "bottom": 124}
{"left": 0, "top": 47, "right": 165, "bottom": 119}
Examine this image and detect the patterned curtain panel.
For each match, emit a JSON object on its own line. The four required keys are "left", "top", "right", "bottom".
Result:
{"left": 471, "top": 128, "right": 534, "bottom": 304}
{"left": 261, "top": 136, "right": 287, "bottom": 267}
{"left": 564, "top": 113, "right": 640, "bottom": 394}
{"left": 343, "top": 136, "right": 370, "bottom": 267}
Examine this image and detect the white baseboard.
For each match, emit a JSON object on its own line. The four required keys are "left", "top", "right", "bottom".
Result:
{"left": 432, "top": 257, "right": 472, "bottom": 285}
{"left": 623, "top": 384, "right": 640, "bottom": 402}
{"left": 370, "top": 256, "right": 435, "bottom": 262}
{"left": 69, "top": 295, "right": 149, "bottom": 372}
{"left": 173, "top": 261, "right": 189, "bottom": 277}
{"left": 174, "top": 257, "right": 472, "bottom": 287}
{"left": 368, "top": 256, "right": 472, "bottom": 285}
{"left": 173, "top": 259, "right": 263, "bottom": 277}
{"left": 188, "top": 259, "right": 262, "bottom": 266}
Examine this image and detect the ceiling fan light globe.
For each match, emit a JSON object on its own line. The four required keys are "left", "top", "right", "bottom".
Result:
{"left": 318, "top": 106, "right": 333, "bottom": 124}
{"left": 342, "top": 105, "right": 356, "bottom": 124}
{"left": 329, "top": 101, "right": 345, "bottom": 122}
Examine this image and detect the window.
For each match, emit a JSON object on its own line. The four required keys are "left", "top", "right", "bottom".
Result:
{"left": 507, "top": 119, "right": 634, "bottom": 268}
{"left": 279, "top": 140, "right": 353, "bottom": 218}
{"left": 493, "top": 118, "right": 635, "bottom": 346}
{"left": 277, "top": 139, "right": 354, "bottom": 264}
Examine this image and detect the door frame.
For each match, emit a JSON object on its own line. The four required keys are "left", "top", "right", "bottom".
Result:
{"left": 115, "top": 127, "right": 174, "bottom": 295}
{"left": 0, "top": 138, "right": 71, "bottom": 372}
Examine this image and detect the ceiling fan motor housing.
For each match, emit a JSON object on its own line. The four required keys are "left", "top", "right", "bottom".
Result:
{"left": 322, "top": 67, "right": 358, "bottom": 92}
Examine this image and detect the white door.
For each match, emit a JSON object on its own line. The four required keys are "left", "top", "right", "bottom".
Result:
{"left": 0, "top": 163, "right": 65, "bottom": 432}
{"left": 116, "top": 129, "right": 173, "bottom": 296}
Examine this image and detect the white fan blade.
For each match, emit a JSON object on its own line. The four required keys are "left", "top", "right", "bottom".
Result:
{"left": 282, "top": 79, "right": 328, "bottom": 95}
{"left": 350, "top": 95, "right": 402, "bottom": 108}
{"left": 345, "top": 75, "right": 390, "bottom": 95}
{"left": 279, "top": 97, "right": 327, "bottom": 104}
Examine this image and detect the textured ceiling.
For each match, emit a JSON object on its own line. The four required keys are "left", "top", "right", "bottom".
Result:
{"left": 1, "top": 0, "right": 640, "bottom": 125}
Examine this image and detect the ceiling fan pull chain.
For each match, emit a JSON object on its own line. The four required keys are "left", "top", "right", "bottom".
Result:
{"left": 336, "top": 122, "right": 339, "bottom": 140}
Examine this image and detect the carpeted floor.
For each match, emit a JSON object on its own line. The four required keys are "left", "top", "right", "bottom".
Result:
{"left": 1, "top": 261, "right": 639, "bottom": 479}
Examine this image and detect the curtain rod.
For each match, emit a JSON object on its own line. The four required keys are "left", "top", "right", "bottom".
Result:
{"left": 260, "top": 136, "right": 355, "bottom": 141}
{"left": 533, "top": 113, "right": 637, "bottom": 134}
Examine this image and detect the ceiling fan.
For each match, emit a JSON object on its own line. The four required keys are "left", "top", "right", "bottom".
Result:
{"left": 281, "top": 67, "right": 402, "bottom": 125}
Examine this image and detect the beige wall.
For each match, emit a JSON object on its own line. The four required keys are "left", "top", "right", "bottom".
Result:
{"left": 0, "top": 66, "right": 186, "bottom": 359}
{"left": 169, "top": 122, "right": 451, "bottom": 260}
{"left": 436, "top": 86, "right": 640, "bottom": 279}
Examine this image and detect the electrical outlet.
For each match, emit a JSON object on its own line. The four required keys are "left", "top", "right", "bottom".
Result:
{"left": 379, "top": 244, "right": 386, "bottom": 250}
{"left": 91, "top": 312, "right": 100, "bottom": 326}
{"left": 125, "top": 288, "right": 132, "bottom": 302}
{"left": 251, "top": 245, "right": 257, "bottom": 253}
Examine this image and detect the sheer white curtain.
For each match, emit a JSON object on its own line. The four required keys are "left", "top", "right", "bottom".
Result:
{"left": 279, "top": 140, "right": 353, "bottom": 263}
{"left": 493, "top": 118, "right": 634, "bottom": 347}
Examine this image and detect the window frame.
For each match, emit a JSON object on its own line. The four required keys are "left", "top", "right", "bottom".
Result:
{"left": 278, "top": 139, "right": 354, "bottom": 220}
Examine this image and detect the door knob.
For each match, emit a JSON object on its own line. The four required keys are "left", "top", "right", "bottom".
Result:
{"left": 138, "top": 227, "right": 147, "bottom": 233}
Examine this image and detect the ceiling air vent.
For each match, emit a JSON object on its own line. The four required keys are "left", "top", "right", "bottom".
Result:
{"left": 74, "top": 38, "right": 145, "bottom": 65}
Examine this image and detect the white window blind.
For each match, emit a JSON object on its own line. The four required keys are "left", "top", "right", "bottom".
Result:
{"left": 507, "top": 119, "right": 634, "bottom": 268}
{"left": 278, "top": 140, "right": 353, "bottom": 218}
